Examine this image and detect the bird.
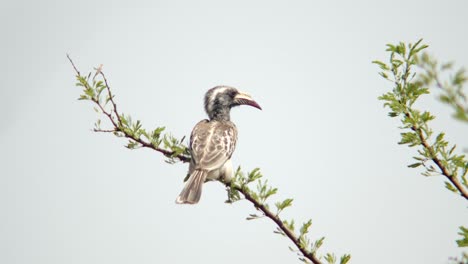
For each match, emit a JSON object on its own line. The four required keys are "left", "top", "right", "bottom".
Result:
{"left": 176, "top": 86, "right": 261, "bottom": 204}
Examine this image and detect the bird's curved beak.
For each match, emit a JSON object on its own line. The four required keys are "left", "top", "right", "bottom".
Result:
{"left": 234, "top": 92, "right": 262, "bottom": 110}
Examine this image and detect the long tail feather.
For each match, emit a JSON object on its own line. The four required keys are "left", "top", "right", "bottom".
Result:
{"left": 175, "top": 170, "right": 207, "bottom": 204}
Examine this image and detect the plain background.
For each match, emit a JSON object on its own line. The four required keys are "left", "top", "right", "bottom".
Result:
{"left": 1, "top": 0, "right": 468, "bottom": 263}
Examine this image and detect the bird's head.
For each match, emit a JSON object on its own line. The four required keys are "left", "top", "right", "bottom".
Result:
{"left": 204, "top": 86, "right": 261, "bottom": 121}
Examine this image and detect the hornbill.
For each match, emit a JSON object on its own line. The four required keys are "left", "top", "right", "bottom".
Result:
{"left": 176, "top": 86, "right": 261, "bottom": 204}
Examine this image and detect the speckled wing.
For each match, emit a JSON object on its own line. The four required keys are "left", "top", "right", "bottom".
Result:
{"left": 190, "top": 120, "right": 237, "bottom": 171}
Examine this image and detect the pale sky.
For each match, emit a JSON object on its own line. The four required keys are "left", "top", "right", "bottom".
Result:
{"left": 1, "top": 1, "right": 468, "bottom": 263}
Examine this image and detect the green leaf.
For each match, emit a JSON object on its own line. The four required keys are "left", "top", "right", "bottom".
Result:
{"left": 435, "top": 132, "right": 445, "bottom": 143}
{"left": 451, "top": 155, "right": 467, "bottom": 168}
{"left": 325, "top": 253, "right": 336, "bottom": 264}
{"left": 410, "top": 39, "right": 428, "bottom": 55}
{"left": 125, "top": 140, "right": 139, "bottom": 149}
{"left": 273, "top": 226, "right": 286, "bottom": 236}
{"left": 275, "top": 198, "right": 293, "bottom": 211}
{"left": 299, "top": 219, "right": 312, "bottom": 235}
{"left": 420, "top": 111, "right": 435, "bottom": 122}
{"left": 456, "top": 226, "right": 468, "bottom": 247}
{"left": 399, "top": 132, "right": 418, "bottom": 145}
{"left": 283, "top": 219, "right": 295, "bottom": 231}
{"left": 372, "top": 60, "right": 390, "bottom": 71}
{"left": 444, "top": 181, "right": 458, "bottom": 193}
{"left": 246, "top": 214, "right": 261, "bottom": 220}
{"left": 379, "top": 72, "right": 389, "bottom": 79}
{"left": 408, "top": 162, "right": 422, "bottom": 168}
{"left": 84, "top": 88, "right": 95, "bottom": 98}
{"left": 247, "top": 168, "right": 262, "bottom": 182}
{"left": 311, "top": 237, "right": 325, "bottom": 253}
{"left": 441, "top": 62, "right": 453, "bottom": 70}
{"left": 340, "top": 254, "right": 351, "bottom": 264}
{"left": 78, "top": 95, "right": 89, "bottom": 100}
{"left": 448, "top": 145, "right": 457, "bottom": 155}
{"left": 385, "top": 43, "right": 396, "bottom": 52}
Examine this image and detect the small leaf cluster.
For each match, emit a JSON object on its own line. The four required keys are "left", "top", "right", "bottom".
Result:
{"left": 160, "top": 133, "right": 190, "bottom": 163}
{"left": 373, "top": 40, "right": 429, "bottom": 117}
{"left": 226, "top": 167, "right": 276, "bottom": 205}
{"left": 227, "top": 167, "right": 350, "bottom": 264}
{"left": 455, "top": 227, "right": 468, "bottom": 264}
{"left": 458, "top": 226, "right": 468, "bottom": 248}
{"left": 373, "top": 40, "right": 468, "bottom": 196}
{"left": 76, "top": 73, "right": 112, "bottom": 111}
{"left": 324, "top": 253, "right": 351, "bottom": 264}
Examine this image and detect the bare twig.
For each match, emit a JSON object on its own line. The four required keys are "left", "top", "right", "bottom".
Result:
{"left": 66, "top": 53, "right": 80, "bottom": 76}
{"left": 99, "top": 71, "right": 122, "bottom": 124}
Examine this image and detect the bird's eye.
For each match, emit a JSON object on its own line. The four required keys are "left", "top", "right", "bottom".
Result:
{"left": 229, "top": 90, "right": 238, "bottom": 98}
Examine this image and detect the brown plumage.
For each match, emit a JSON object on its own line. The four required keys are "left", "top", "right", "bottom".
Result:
{"left": 176, "top": 86, "right": 261, "bottom": 204}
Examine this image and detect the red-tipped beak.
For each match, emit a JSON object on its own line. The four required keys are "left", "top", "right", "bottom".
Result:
{"left": 234, "top": 92, "right": 262, "bottom": 110}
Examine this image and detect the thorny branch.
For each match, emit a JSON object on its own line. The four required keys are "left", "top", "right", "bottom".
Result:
{"left": 67, "top": 57, "right": 327, "bottom": 264}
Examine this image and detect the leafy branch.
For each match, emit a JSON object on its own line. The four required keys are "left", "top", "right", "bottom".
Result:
{"left": 67, "top": 55, "right": 190, "bottom": 164}
{"left": 67, "top": 56, "right": 350, "bottom": 264}
{"left": 374, "top": 40, "right": 468, "bottom": 262}
{"left": 227, "top": 168, "right": 351, "bottom": 264}
{"left": 373, "top": 40, "right": 468, "bottom": 200}
{"left": 416, "top": 53, "right": 468, "bottom": 123}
